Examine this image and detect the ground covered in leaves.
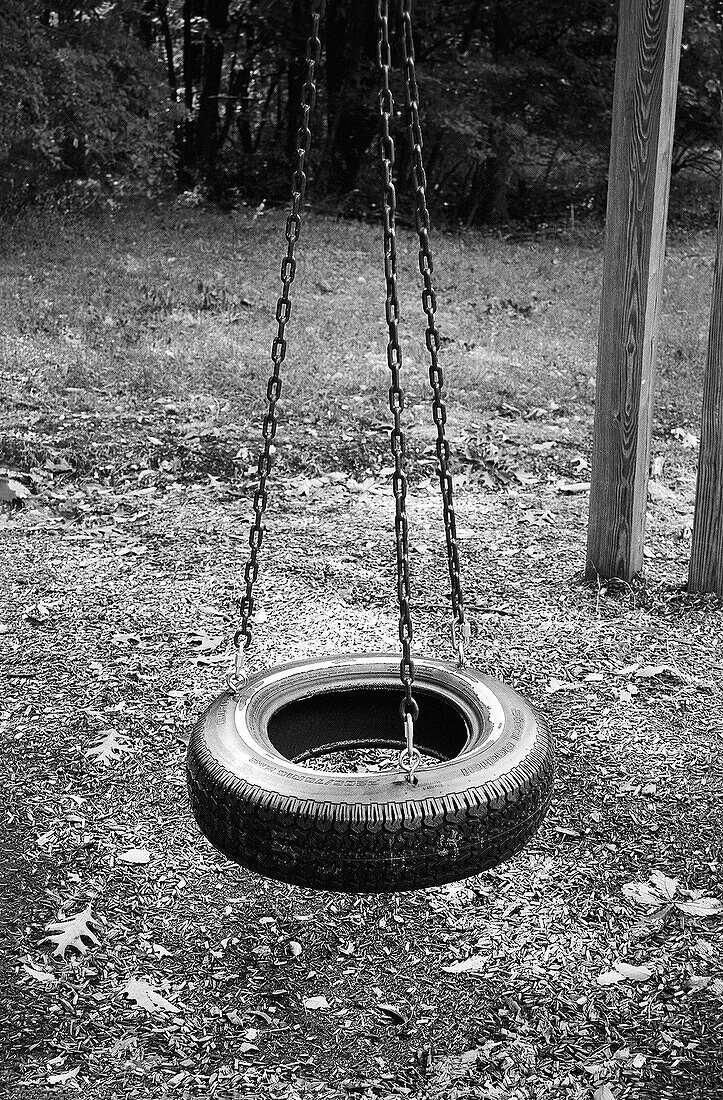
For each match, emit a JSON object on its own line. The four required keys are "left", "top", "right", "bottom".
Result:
{"left": 2, "top": 204, "right": 723, "bottom": 1100}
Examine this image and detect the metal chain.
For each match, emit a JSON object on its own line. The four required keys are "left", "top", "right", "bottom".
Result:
{"left": 398, "top": 0, "right": 470, "bottom": 668}
{"left": 377, "top": 0, "right": 420, "bottom": 782}
{"left": 228, "top": 1, "right": 324, "bottom": 693}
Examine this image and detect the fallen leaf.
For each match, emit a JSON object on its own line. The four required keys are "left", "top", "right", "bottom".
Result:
{"left": 287, "top": 940, "right": 302, "bottom": 957}
{"left": 22, "top": 964, "right": 57, "bottom": 983}
{"left": 671, "top": 427, "right": 698, "bottom": 448}
{"left": 442, "top": 954, "right": 486, "bottom": 974}
{"left": 650, "top": 870, "right": 679, "bottom": 901}
{"left": 124, "top": 977, "right": 180, "bottom": 1013}
{"left": 545, "top": 678, "right": 584, "bottom": 695}
{"left": 687, "top": 975, "right": 712, "bottom": 990}
{"left": 42, "top": 905, "right": 100, "bottom": 958}
{"left": 0, "top": 477, "right": 31, "bottom": 503}
{"left": 377, "top": 1004, "right": 407, "bottom": 1025}
{"left": 117, "top": 848, "right": 151, "bottom": 865}
{"left": 43, "top": 456, "right": 73, "bottom": 473}
{"left": 614, "top": 962, "right": 653, "bottom": 981}
{"left": 622, "top": 879, "right": 674, "bottom": 909}
{"left": 85, "top": 729, "right": 134, "bottom": 766}
{"left": 648, "top": 481, "right": 679, "bottom": 504}
{"left": 674, "top": 897, "right": 723, "bottom": 917}
{"left": 189, "top": 631, "right": 223, "bottom": 654}
{"left": 597, "top": 960, "right": 652, "bottom": 985}
{"left": 596, "top": 969, "right": 625, "bottom": 986}
{"left": 621, "top": 872, "right": 720, "bottom": 919}
{"left": 25, "top": 602, "right": 51, "bottom": 624}
{"left": 47, "top": 1067, "right": 80, "bottom": 1085}
{"left": 302, "top": 995, "right": 330, "bottom": 1010}
{"left": 635, "top": 664, "right": 678, "bottom": 680}
{"left": 594, "top": 1085, "right": 617, "bottom": 1100}
{"left": 555, "top": 479, "right": 590, "bottom": 493}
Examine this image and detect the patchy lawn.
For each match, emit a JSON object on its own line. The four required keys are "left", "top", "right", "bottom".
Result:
{"left": 1, "top": 204, "right": 722, "bottom": 1100}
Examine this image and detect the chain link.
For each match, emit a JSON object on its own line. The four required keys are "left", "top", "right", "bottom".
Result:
{"left": 231, "top": 0, "right": 468, "bottom": 740}
{"left": 230, "top": 2, "right": 324, "bottom": 672}
{"left": 399, "top": 0, "right": 469, "bottom": 666}
{"left": 377, "top": 0, "right": 418, "bottom": 745}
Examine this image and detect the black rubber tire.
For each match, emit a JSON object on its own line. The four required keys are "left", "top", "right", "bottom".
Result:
{"left": 186, "top": 653, "right": 553, "bottom": 893}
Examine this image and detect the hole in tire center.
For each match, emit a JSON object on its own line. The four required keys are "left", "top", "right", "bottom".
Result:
{"left": 266, "top": 686, "right": 469, "bottom": 771}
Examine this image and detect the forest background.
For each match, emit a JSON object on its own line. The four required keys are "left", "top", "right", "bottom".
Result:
{"left": 3, "top": 0, "right": 723, "bottom": 226}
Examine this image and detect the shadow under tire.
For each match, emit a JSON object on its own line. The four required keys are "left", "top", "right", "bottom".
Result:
{"left": 186, "top": 653, "right": 554, "bottom": 893}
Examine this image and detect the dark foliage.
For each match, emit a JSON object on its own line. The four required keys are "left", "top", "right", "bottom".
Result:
{"left": 1, "top": 0, "right": 721, "bottom": 222}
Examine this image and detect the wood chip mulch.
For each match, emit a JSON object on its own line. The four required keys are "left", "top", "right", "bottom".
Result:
{"left": 3, "top": 452, "right": 723, "bottom": 1100}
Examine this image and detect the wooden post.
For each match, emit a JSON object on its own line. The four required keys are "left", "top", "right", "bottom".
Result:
{"left": 585, "top": 0, "right": 685, "bottom": 582}
{"left": 689, "top": 162, "right": 723, "bottom": 594}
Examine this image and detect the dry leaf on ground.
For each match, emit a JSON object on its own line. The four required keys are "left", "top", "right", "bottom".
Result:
{"left": 47, "top": 1067, "right": 80, "bottom": 1086}
{"left": 623, "top": 872, "right": 721, "bottom": 918}
{"left": 42, "top": 905, "right": 100, "bottom": 958}
{"left": 84, "top": 729, "right": 134, "bottom": 765}
{"left": 117, "top": 848, "right": 151, "bottom": 864}
{"left": 123, "top": 977, "right": 180, "bottom": 1013}
{"left": 597, "top": 961, "right": 653, "bottom": 986}
{"left": 442, "top": 954, "right": 487, "bottom": 974}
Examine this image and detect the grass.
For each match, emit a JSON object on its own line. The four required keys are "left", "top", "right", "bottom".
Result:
{"left": 1, "top": 202, "right": 723, "bottom": 1100}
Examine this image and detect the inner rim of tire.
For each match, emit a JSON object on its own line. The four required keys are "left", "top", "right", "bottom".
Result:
{"left": 266, "top": 686, "right": 469, "bottom": 765}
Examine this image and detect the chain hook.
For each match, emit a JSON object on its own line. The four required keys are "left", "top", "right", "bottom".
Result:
{"left": 225, "top": 648, "right": 249, "bottom": 696}
{"left": 451, "top": 619, "right": 471, "bottom": 669}
{"left": 398, "top": 711, "right": 421, "bottom": 784}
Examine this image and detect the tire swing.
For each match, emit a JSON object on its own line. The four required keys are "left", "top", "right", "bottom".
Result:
{"left": 187, "top": 0, "right": 554, "bottom": 893}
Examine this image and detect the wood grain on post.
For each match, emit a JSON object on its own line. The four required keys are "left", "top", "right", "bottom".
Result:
{"left": 585, "top": 0, "right": 684, "bottom": 583}
{"left": 689, "top": 163, "right": 723, "bottom": 595}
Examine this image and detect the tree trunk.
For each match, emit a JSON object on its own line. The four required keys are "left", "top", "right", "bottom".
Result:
{"left": 460, "top": 128, "right": 512, "bottom": 226}
{"left": 323, "top": 0, "right": 378, "bottom": 193}
{"left": 196, "top": 0, "right": 231, "bottom": 181}
{"left": 137, "top": 0, "right": 156, "bottom": 49}
{"left": 490, "top": 0, "right": 516, "bottom": 59}
{"left": 233, "top": 14, "right": 255, "bottom": 156}
{"left": 484, "top": 128, "right": 512, "bottom": 223}
{"left": 181, "top": 0, "right": 204, "bottom": 180}
{"left": 156, "top": 0, "right": 178, "bottom": 98}
{"left": 459, "top": 0, "right": 483, "bottom": 53}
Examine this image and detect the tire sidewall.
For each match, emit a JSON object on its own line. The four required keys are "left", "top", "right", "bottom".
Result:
{"left": 195, "top": 653, "right": 548, "bottom": 807}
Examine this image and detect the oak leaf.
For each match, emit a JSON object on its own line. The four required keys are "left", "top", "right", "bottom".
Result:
{"left": 85, "top": 728, "right": 134, "bottom": 765}
{"left": 43, "top": 905, "right": 100, "bottom": 958}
